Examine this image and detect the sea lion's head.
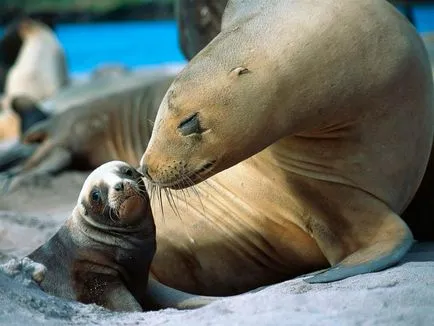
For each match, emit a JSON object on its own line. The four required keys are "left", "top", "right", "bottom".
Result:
{"left": 140, "top": 23, "right": 281, "bottom": 188}
{"left": 76, "top": 161, "right": 152, "bottom": 228}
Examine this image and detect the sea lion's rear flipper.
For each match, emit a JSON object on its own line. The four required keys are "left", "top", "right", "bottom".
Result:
{"left": 145, "top": 278, "right": 217, "bottom": 310}
{"left": 10, "top": 96, "right": 49, "bottom": 135}
{"left": 101, "top": 282, "right": 143, "bottom": 312}
{"left": 306, "top": 212, "right": 414, "bottom": 283}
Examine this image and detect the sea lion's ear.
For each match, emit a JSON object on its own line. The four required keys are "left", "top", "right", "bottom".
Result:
{"left": 10, "top": 96, "right": 49, "bottom": 135}
{"left": 229, "top": 66, "right": 250, "bottom": 78}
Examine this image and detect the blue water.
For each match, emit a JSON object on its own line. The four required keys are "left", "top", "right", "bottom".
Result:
{"left": 55, "top": 21, "right": 186, "bottom": 74}
{"left": 412, "top": 6, "right": 434, "bottom": 33}
{"left": 0, "top": 6, "right": 433, "bottom": 74}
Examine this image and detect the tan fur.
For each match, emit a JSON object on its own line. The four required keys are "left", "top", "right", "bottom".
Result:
{"left": 141, "top": 0, "right": 433, "bottom": 293}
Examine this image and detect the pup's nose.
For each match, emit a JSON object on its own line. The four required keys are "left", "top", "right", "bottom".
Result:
{"left": 114, "top": 182, "right": 124, "bottom": 192}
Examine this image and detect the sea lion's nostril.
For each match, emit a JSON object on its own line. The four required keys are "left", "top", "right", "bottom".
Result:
{"left": 140, "top": 163, "right": 152, "bottom": 181}
{"left": 114, "top": 182, "right": 124, "bottom": 192}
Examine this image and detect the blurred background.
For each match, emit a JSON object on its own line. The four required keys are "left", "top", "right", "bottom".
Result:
{"left": 0, "top": 0, "right": 184, "bottom": 76}
{"left": 0, "top": 0, "right": 432, "bottom": 76}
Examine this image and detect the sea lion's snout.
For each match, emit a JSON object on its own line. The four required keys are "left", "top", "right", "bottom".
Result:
{"left": 107, "top": 168, "right": 149, "bottom": 225}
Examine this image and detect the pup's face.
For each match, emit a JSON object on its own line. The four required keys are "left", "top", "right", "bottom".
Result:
{"left": 77, "top": 161, "right": 151, "bottom": 227}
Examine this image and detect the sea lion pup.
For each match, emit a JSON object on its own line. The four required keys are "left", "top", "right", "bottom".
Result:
{"left": 27, "top": 161, "right": 154, "bottom": 312}
{"left": 26, "top": 160, "right": 215, "bottom": 311}
{"left": 0, "top": 18, "right": 68, "bottom": 142}
{"left": 140, "top": 0, "right": 434, "bottom": 288}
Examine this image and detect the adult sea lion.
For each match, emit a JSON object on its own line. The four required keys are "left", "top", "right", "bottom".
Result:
{"left": 422, "top": 32, "right": 434, "bottom": 72}
{"left": 140, "top": 0, "right": 434, "bottom": 290}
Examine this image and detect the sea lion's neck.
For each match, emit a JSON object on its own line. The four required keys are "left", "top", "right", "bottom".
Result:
{"left": 70, "top": 207, "right": 151, "bottom": 250}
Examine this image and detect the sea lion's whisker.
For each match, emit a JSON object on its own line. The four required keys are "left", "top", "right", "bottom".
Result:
{"left": 167, "top": 188, "right": 181, "bottom": 215}
{"left": 186, "top": 174, "right": 205, "bottom": 214}
{"left": 180, "top": 178, "right": 190, "bottom": 210}
{"left": 135, "top": 187, "right": 148, "bottom": 200}
{"left": 104, "top": 202, "right": 118, "bottom": 224}
{"left": 164, "top": 187, "right": 180, "bottom": 218}
{"left": 157, "top": 185, "right": 165, "bottom": 224}
{"left": 194, "top": 173, "right": 218, "bottom": 194}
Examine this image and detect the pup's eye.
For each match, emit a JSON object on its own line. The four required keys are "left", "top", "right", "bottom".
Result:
{"left": 178, "top": 113, "right": 205, "bottom": 136}
{"left": 124, "top": 167, "right": 134, "bottom": 177}
{"left": 91, "top": 190, "right": 101, "bottom": 202}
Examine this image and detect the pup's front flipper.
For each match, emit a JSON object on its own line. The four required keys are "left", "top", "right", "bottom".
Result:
{"left": 0, "top": 257, "right": 47, "bottom": 286}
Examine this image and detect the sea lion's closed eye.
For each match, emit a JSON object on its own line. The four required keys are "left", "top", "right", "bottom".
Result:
{"left": 178, "top": 113, "right": 206, "bottom": 136}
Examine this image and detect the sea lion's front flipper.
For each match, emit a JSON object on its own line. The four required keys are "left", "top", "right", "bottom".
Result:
{"left": 0, "top": 145, "right": 72, "bottom": 193}
{"left": 101, "top": 282, "right": 142, "bottom": 312}
{"left": 145, "top": 278, "right": 217, "bottom": 310}
{"left": 306, "top": 212, "right": 414, "bottom": 283}
{"left": 0, "top": 143, "right": 37, "bottom": 171}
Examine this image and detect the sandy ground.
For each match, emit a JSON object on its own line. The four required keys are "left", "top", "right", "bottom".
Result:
{"left": 0, "top": 171, "right": 434, "bottom": 325}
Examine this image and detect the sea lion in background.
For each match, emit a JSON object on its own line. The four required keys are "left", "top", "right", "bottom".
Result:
{"left": 176, "top": 0, "right": 227, "bottom": 60}
{"left": 0, "top": 18, "right": 25, "bottom": 92}
{"left": 0, "top": 95, "right": 49, "bottom": 145}
{"left": 140, "top": 0, "right": 434, "bottom": 289}
{"left": 0, "top": 70, "right": 178, "bottom": 172}
{"left": 0, "top": 96, "right": 48, "bottom": 171}
{"left": 4, "top": 18, "right": 68, "bottom": 100}
{"left": 0, "top": 73, "right": 175, "bottom": 189}
{"left": 0, "top": 18, "right": 68, "bottom": 143}
{"left": 26, "top": 160, "right": 214, "bottom": 311}
{"left": 90, "top": 63, "right": 131, "bottom": 80}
